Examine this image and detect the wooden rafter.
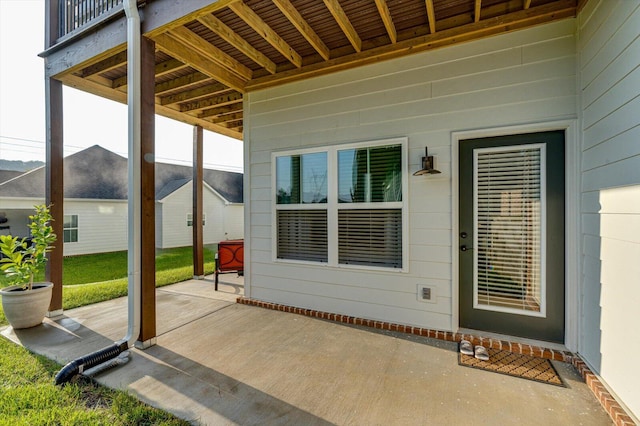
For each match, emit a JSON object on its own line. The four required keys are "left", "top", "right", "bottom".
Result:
{"left": 168, "top": 26, "right": 253, "bottom": 80}
{"left": 198, "top": 102, "right": 243, "bottom": 119}
{"left": 154, "top": 32, "right": 247, "bottom": 92}
{"left": 425, "top": 0, "right": 437, "bottom": 34}
{"left": 113, "top": 58, "right": 187, "bottom": 89}
{"left": 154, "top": 72, "right": 211, "bottom": 95}
{"left": 210, "top": 111, "right": 243, "bottom": 125}
{"left": 160, "top": 82, "right": 229, "bottom": 105}
{"left": 180, "top": 91, "right": 243, "bottom": 113}
{"left": 272, "top": 0, "right": 330, "bottom": 60}
{"left": 197, "top": 13, "right": 277, "bottom": 74}
{"left": 323, "top": 0, "right": 362, "bottom": 53}
{"left": 81, "top": 50, "right": 127, "bottom": 77}
{"left": 228, "top": 1, "right": 303, "bottom": 68}
{"left": 375, "top": 0, "right": 397, "bottom": 44}
{"left": 475, "top": 0, "right": 482, "bottom": 22}
{"left": 524, "top": 0, "right": 532, "bottom": 9}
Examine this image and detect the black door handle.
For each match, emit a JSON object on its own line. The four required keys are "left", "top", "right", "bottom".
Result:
{"left": 460, "top": 245, "right": 473, "bottom": 252}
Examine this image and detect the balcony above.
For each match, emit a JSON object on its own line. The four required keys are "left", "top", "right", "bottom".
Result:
{"left": 44, "top": 0, "right": 580, "bottom": 139}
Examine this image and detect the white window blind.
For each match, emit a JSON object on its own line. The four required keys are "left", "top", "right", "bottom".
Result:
{"left": 473, "top": 144, "right": 546, "bottom": 316}
{"left": 338, "top": 209, "right": 402, "bottom": 268}
{"left": 277, "top": 210, "right": 328, "bottom": 262}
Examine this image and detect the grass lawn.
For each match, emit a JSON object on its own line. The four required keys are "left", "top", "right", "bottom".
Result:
{"left": 0, "top": 245, "right": 217, "bottom": 328}
{"left": 0, "top": 245, "right": 218, "bottom": 424}
{"left": 0, "top": 335, "right": 190, "bottom": 425}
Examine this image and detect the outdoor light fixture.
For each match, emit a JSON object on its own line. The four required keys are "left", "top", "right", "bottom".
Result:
{"left": 413, "top": 147, "right": 441, "bottom": 175}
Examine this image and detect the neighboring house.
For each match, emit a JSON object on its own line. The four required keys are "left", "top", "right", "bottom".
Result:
{"left": 0, "top": 145, "right": 243, "bottom": 255}
{"left": 38, "top": 0, "right": 640, "bottom": 421}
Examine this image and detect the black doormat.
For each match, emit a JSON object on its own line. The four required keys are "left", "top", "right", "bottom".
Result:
{"left": 458, "top": 348, "right": 565, "bottom": 387}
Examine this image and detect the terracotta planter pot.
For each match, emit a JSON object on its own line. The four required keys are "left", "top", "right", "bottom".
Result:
{"left": 0, "top": 282, "right": 53, "bottom": 329}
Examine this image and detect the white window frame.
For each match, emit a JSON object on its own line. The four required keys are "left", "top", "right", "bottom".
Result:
{"left": 271, "top": 137, "right": 409, "bottom": 272}
{"left": 187, "top": 213, "right": 206, "bottom": 227}
{"left": 63, "top": 214, "right": 79, "bottom": 243}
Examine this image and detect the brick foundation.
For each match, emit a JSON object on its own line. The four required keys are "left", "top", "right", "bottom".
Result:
{"left": 237, "top": 296, "right": 638, "bottom": 425}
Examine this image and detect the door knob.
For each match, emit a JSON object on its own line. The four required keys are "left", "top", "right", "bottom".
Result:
{"left": 460, "top": 245, "right": 473, "bottom": 252}
{"left": 460, "top": 232, "right": 467, "bottom": 239}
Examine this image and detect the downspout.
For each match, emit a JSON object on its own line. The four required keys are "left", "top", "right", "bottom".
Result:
{"left": 55, "top": 0, "right": 142, "bottom": 385}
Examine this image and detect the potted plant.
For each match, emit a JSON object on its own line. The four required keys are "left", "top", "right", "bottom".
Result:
{"left": 0, "top": 204, "right": 57, "bottom": 329}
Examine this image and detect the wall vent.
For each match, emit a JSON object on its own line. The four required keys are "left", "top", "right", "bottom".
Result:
{"left": 417, "top": 285, "right": 436, "bottom": 303}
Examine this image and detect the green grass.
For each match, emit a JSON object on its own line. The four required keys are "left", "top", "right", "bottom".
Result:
{"left": 0, "top": 335, "right": 190, "bottom": 425}
{"left": 0, "top": 245, "right": 217, "bottom": 326}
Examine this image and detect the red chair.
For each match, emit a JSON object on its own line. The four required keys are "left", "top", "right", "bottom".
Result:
{"left": 214, "top": 239, "right": 244, "bottom": 291}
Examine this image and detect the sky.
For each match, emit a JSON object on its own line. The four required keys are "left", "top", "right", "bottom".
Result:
{"left": 0, "top": 0, "right": 243, "bottom": 172}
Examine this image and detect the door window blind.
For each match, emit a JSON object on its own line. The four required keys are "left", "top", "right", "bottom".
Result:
{"left": 473, "top": 144, "right": 546, "bottom": 316}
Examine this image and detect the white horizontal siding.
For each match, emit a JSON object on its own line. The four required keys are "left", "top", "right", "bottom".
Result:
{"left": 158, "top": 183, "right": 243, "bottom": 248}
{"left": 246, "top": 19, "right": 577, "bottom": 329}
{"left": 62, "top": 200, "right": 128, "bottom": 256}
{"left": 578, "top": 0, "right": 640, "bottom": 419}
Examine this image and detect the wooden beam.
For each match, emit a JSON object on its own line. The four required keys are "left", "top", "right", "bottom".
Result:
{"left": 228, "top": 1, "right": 303, "bottom": 68}
{"left": 113, "top": 58, "right": 187, "bottom": 89}
{"left": 154, "top": 32, "right": 247, "bottom": 93}
{"left": 375, "top": 0, "right": 397, "bottom": 44}
{"left": 144, "top": 0, "right": 240, "bottom": 38}
{"left": 323, "top": 0, "right": 362, "bottom": 52}
{"left": 168, "top": 26, "right": 253, "bottom": 80}
{"left": 198, "top": 102, "right": 243, "bottom": 119}
{"left": 155, "top": 71, "right": 211, "bottom": 95}
{"left": 44, "top": 76, "right": 64, "bottom": 315}
{"left": 193, "top": 125, "right": 204, "bottom": 279}
{"left": 524, "top": 0, "right": 532, "bottom": 9}
{"left": 160, "top": 82, "right": 228, "bottom": 105}
{"left": 475, "top": 0, "right": 482, "bottom": 22}
{"left": 82, "top": 50, "right": 128, "bottom": 78}
{"left": 181, "top": 91, "right": 243, "bottom": 113}
{"left": 139, "top": 36, "right": 156, "bottom": 345}
{"left": 197, "top": 13, "right": 277, "bottom": 74}
{"left": 425, "top": 0, "right": 436, "bottom": 34}
{"left": 209, "top": 111, "right": 243, "bottom": 125}
{"left": 247, "top": 0, "right": 577, "bottom": 91}
{"left": 272, "top": 0, "right": 331, "bottom": 60}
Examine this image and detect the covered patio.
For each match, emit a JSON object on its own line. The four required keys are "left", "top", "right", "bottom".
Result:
{"left": 2, "top": 276, "right": 610, "bottom": 425}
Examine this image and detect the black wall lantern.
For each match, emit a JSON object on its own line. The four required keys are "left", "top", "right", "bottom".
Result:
{"left": 413, "top": 147, "right": 441, "bottom": 175}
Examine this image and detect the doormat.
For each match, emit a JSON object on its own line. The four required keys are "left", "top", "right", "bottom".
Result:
{"left": 458, "top": 348, "right": 564, "bottom": 387}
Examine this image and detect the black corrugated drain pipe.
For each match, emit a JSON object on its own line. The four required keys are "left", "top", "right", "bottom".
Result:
{"left": 55, "top": 0, "right": 142, "bottom": 386}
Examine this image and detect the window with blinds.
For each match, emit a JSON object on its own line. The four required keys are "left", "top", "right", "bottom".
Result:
{"left": 473, "top": 144, "right": 546, "bottom": 316}
{"left": 277, "top": 210, "right": 328, "bottom": 262}
{"left": 274, "top": 139, "right": 406, "bottom": 269}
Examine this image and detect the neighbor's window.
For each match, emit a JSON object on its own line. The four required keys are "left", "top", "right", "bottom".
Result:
{"left": 187, "top": 213, "right": 206, "bottom": 226}
{"left": 63, "top": 214, "right": 78, "bottom": 243}
{"left": 274, "top": 139, "right": 406, "bottom": 269}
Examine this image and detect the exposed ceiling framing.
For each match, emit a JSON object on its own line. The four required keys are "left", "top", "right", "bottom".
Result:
{"left": 56, "top": 0, "right": 578, "bottom": 139}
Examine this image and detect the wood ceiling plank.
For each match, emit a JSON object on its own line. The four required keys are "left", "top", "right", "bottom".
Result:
{"left": 180, "top": 91, "right": 243, "bottom": 113}
{"left": 323, "top": 0, "right": 362, "bottom": 52}
{"left": 112, "top": 58, "right": 187, "bottom": 89}
{"left": 425, "top": 0, "right": 436, "bottom": 34}
{"left": 375, "top": 0, "right": 397, "bottom": 44}
{"left": 154, "top": 32, "right": 247, "bottom": 93}
{"left": 199, "top": 102, "right": 244, "bottom": 118}
{"left": 475, "top": 0, "right": 482, "bottom": 22}
{"left": 228, "top": 1, "right": 303, "bottom": 68}
{"left": 81, "top": 50, "right": 127, "bottom": 77}
{"left": 272, "top": 0, "right": 331, "bottom": 60}
{"left": 160, "top": 82, "right": 229, "bottom": 105}
{"left": 197, "top": 14, "right": 277, "bottom": 74}
{"left": 169, "top": 26, "right": 253, "bottom": 80}
{"left": 246, "top": 0, "right": 576, "bottom": 91}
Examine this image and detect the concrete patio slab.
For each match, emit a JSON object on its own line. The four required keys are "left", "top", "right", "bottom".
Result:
{"left": 2, "top": 276, "right": 612, "bottom": 425}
